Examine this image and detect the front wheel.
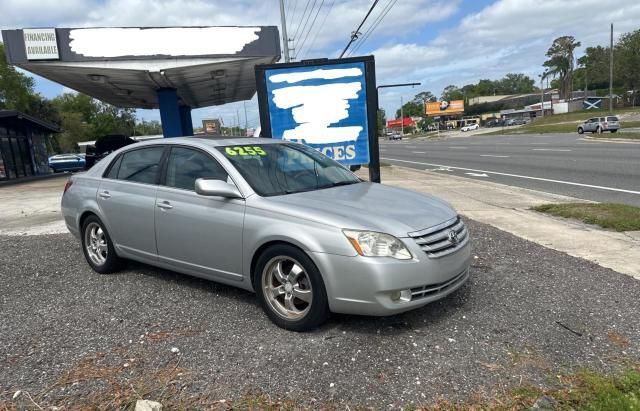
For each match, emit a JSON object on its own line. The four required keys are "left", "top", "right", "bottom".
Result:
{"left": 81, "top": 215, "right": 123, "bottom": 274}
{"left": 577, "top": 127, "right": 584, "bottom": 134}
{"left": 254, "top": 245, "right": 329, "bottom": 331}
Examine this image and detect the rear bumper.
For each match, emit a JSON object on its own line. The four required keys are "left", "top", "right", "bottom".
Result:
{"left": 311, "top": 239, "right": 471, "bottom": 316}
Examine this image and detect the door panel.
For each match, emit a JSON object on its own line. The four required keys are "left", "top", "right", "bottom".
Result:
{"left": 96, "top": 146, "right": 164, "bottom": 261}
{"left": 155, "top": 146, "right": 245, "bottom": 281}
{"left": 155, "top": 188, "right": 245, "bottom": 280}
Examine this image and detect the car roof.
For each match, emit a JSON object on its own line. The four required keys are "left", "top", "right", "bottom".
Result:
{"left": 130, "top": 136, "right": 287, "bottom": 149}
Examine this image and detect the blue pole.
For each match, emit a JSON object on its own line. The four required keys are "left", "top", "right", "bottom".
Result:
{"left": 157, "top": 88, "right": 182, "bottom": 137}
{"left": 179, "top": 105, "right": 193, "bottom": 136}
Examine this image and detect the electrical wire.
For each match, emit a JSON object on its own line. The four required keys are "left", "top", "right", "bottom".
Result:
{"left": 295, "top": 0, "right": 326, "bottom": 59}
{"left": 338, "top": 0, "right": 380, "bottom": 58}
{"left": 291, "top": 0, "right": 314, "bottom": 42}
{"left": 348, "top": 0, "right": 397, "bottom": 56}
{"left": 299, "top": 0, "right": 336, "bottom": 60}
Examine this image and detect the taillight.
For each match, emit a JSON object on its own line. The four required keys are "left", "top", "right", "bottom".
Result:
{"left": 63, "top": 179, "right": 73, "bottom": 194}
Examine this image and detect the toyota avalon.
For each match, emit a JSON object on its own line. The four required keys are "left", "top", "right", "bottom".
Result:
{"left": 61, "top": 137, "right": 471, "bottom": 331}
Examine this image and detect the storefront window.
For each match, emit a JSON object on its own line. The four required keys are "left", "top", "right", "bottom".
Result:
{"left": 31, "top": 132, "right": 51, "bottom": 175}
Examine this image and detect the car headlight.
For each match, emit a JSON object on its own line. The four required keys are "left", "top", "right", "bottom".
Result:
{"left": 343, "top": 230, "right": 413, "bottom": 260}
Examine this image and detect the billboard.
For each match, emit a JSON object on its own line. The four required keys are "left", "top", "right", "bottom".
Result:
{"left": 426, "top": 100, "right": 465, "bottom": 116}
{"left": 202, "top": 119, "right": 221, "bottom": 134}
{"left": 386, "top": 118, "right": 416, "bottom": 128}
{"left": 255, "top": 56, "right": 378, "bottom": 169}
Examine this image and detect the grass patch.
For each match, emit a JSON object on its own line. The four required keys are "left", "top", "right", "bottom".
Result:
{"left": 593, "top": 132, "right": 640, "bottom": 140}
{"left": 532, "top": 203, "right": 640, "bottom": 231}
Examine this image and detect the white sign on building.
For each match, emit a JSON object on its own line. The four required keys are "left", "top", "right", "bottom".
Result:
{"left": 23, "top": 28, "right": 59, "bottom": 60}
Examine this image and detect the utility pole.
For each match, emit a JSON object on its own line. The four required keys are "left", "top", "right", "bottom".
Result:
{"left": 279, "top": 0, "right": 291, "bottom": 62}
{"left": 400, "top": 96, "right": 404, "bottom": 136}
{"left": 540, "top": 74, "right": 545, "bottom": 118}
{"left": 609, "top": 22, "right": 614, "bottom": 113}
{"left": 243, "top": 101, "right": 248, "bottom": 135}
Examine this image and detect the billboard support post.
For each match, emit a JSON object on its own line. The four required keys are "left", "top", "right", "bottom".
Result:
{"left": 255, "top": 56, "right": 381, "bottom": 183}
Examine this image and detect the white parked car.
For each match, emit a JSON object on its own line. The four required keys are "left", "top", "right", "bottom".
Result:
{"left": 461, "top": 123, "right": 479, "bottom": 132}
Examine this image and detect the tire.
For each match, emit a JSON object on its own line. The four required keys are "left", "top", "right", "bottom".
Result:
{"left": 596, "top": 126, "right": 602, "bottom": 134}
{"left": 81, "top": 215, "right": 123, "bottom": 274}
{"left": 611, "top": 129, "right": 618, "bottom": 133}
{"left": 577, "top": 127, "right": 584, "bottom": 134}
{"left": 254, "top": 244, "right": 330, "bottom": 331}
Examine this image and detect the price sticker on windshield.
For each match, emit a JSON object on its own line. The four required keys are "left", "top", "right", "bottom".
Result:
{"left": 224, "top": 146, "right": 267, "bottom": 156}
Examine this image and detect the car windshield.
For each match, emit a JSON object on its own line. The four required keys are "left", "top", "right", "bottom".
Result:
{"left": 218, "top": 143, "right": 361, "bottom": 196}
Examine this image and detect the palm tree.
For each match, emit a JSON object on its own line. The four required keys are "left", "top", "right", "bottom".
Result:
{"left": 543, "top": 36, "right": 581, "bottom": 100}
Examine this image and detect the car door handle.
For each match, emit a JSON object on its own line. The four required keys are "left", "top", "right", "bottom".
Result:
{"left": 157, "top": 201, "right": 173, "bottom": 210}
{"left": 98, "top": 191, "right": 111, "bottom": 199}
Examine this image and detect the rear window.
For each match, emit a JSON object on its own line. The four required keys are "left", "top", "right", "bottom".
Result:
{"left": 117, "top": 147, "right": 164, "bottom": 185}
{"left": 607, "top": 116, "right": 619, "bottom": 121}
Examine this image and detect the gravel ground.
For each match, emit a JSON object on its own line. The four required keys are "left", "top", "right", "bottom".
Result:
{"left": 1, "top": 219, "right": 639, "bottom": 408}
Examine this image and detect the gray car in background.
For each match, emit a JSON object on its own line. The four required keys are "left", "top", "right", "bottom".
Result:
{"left": 577, "top": 116, "right": 620, "bottom": 134}
{"left": 61, "top": 137, "right": 471, "bottom": 331}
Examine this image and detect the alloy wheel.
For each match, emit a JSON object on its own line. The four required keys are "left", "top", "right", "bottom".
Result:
{"left": 262, "top": 256, "right": 313, "bottom": 320}
{"left": 84, "top": 222, "right": 108, "bottom": 266}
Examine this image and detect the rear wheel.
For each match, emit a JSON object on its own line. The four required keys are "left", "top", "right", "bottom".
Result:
{"left": 81, "top": 215, "right": 122, "bottom": 274}
{"left": 611, "top": 129, "right": 618, "bottom": 133}
{"left": 254, "top": 245, "right": 329, "bottom": 331}
{"left": 577, "top": 127, "right": 584, "bottom": 134}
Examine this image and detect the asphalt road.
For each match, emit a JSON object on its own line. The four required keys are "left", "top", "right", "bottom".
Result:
{"left": 2, "top": 223, "right": 639, "bottom": 408}
{"left": 379, "top": 133, "right": 640, "bottom": 206}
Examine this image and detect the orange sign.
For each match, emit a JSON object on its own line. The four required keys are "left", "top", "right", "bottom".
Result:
{"left": 425, "top": 100, "right": 464, "bottom": 116}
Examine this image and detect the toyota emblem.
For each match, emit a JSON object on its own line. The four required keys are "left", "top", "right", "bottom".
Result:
{"left": 447, "top": 230, "right": 459, "bottom": 244}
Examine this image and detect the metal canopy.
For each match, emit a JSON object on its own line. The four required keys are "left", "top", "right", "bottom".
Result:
{"left": 2, "top": 27, "right": 281, "bottom": 109}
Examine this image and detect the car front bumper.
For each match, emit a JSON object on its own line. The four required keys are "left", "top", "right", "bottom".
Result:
{"left": 311, "top": 238, "right": 472, "bottom": 316}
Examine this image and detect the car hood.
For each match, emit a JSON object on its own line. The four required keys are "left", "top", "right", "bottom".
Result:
{"left": 260, "top": 182, "right": 457, "bottom": 237}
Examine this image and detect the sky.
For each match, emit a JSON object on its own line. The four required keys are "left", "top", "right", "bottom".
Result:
{"left": 1, "top": 0, "right": 640, "bottom": 128}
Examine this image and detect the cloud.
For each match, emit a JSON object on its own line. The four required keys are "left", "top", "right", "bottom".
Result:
{"left": 369, "top": 0, "right": 640, "bottom": 114}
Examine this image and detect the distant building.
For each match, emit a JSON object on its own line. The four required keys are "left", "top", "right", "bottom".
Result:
{"left": 0, "top": 110, "right": 60, "bottom": 181}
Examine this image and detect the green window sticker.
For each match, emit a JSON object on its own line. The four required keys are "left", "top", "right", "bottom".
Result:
{"left": 224, "top": 146, "right": 266, "bottom": 156}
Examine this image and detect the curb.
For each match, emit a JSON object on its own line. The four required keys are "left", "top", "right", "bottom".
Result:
{"left": 580, "top": 136, "right": 640, "bottom": 144}
{"left": 0, "top": 172, "right": 70, "bottom": 188}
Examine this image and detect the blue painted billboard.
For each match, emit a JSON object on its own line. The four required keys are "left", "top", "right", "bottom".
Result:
{"left": 263, "top": 61, "right": 370, "bottom": 166}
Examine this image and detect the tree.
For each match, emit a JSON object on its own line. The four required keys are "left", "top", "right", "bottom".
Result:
{"left": 0, "top": 43, "right": 36, "bottom": 112}
{"left": 616, "top": 29, "right": 640, "bottom": 105}
{"left": 440, "top": 85, "right": 464, "bottom": 102}
{"left": 412, "top": 91, "right": 437, "bottom": 103}
{"left": 135, "top": 120, "right": 163, "bottom": 136}
{"left": 577, "top": 46, "right": 611, "bottom": 91}
{"left": 498, "top": 73, "right": 536, "bottom": 94}
{"left": 543, "top": 36, "right": 581, "bottom": 100}
{"left": 395, "top": 101, "right": 423, "bottom": 119}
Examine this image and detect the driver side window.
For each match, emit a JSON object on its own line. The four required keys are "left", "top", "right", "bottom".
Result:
{"left": 165, "top": 147, "right": 228, "bottom": 191}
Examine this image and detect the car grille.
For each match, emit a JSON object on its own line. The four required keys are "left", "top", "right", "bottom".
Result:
{"left": 407, "top": 216, "right": 468, "bottom": 258}
{"left": 410, "top": 269, "right": 469, "bottom": 301}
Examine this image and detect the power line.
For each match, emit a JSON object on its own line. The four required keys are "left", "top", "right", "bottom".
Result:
{"left": 299, "top": 0, "right": 336, "bottom": 60}
{"left": 287, "top": 0, "right": 301, "bottom": 38}
{"left": 349, "top": 0, "right": 397, "bottom": 56}
{"left": 296, "top": 0, "right": 326, "bottom": 58}
{"left": 291, "top": 0, "right": 313, "bottom": 42}
{"left": 338, "top": 0, "right": 380, "bottom": 58}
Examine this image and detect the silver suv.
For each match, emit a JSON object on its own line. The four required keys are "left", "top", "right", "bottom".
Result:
{"left": 577, "top": 116, "right": 620, "bottom": 134}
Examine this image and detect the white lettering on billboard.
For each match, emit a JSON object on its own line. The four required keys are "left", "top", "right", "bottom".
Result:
{"left": 23, "top": 28, "right": 59, "bottom": 60}
{"left": 269, "top": 68, "right": 364, "bottom": 144}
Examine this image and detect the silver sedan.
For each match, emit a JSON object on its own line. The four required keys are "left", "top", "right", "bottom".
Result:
{"left": 62, "top": 137, "right": 471, "bottom": 331}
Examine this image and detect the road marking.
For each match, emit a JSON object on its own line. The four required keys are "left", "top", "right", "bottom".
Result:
{"left": 381, "top": 158, "right": 640, "bottom": 195}
{"left": 479, "top": 154, "right": 510, "bottom": 158}
{"left": 532, "top": 148, "right": 572, "bottom": 152}
{"left": 412, "top": 151, "right": 426, "bottom": 154}
{"left": 465, "top": 172, "right": 489, "bottom": 177}
{"left": 407, "top": 146, "right": 417, "bottom": 148}
{"left": 448, "top": 146, "right": 468, "bottom": 149}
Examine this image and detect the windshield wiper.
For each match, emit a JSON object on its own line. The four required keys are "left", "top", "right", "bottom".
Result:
{"left": 317, "top": 180, "right": 360, "bottom": 190}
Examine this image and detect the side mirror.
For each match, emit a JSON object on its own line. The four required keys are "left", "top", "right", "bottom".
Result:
{"left": 195, "top": 178, "right": 243, "bottom": 199}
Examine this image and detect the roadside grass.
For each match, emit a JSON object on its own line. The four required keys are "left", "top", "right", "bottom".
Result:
{"left": 532, "top": 203, "right": 640, "bottom": 232}
{"left": 6, "top": 364, "right": 640, "bottom": 410}
{"left": 483, "top": 109, "right": 640, "bottom": 136}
